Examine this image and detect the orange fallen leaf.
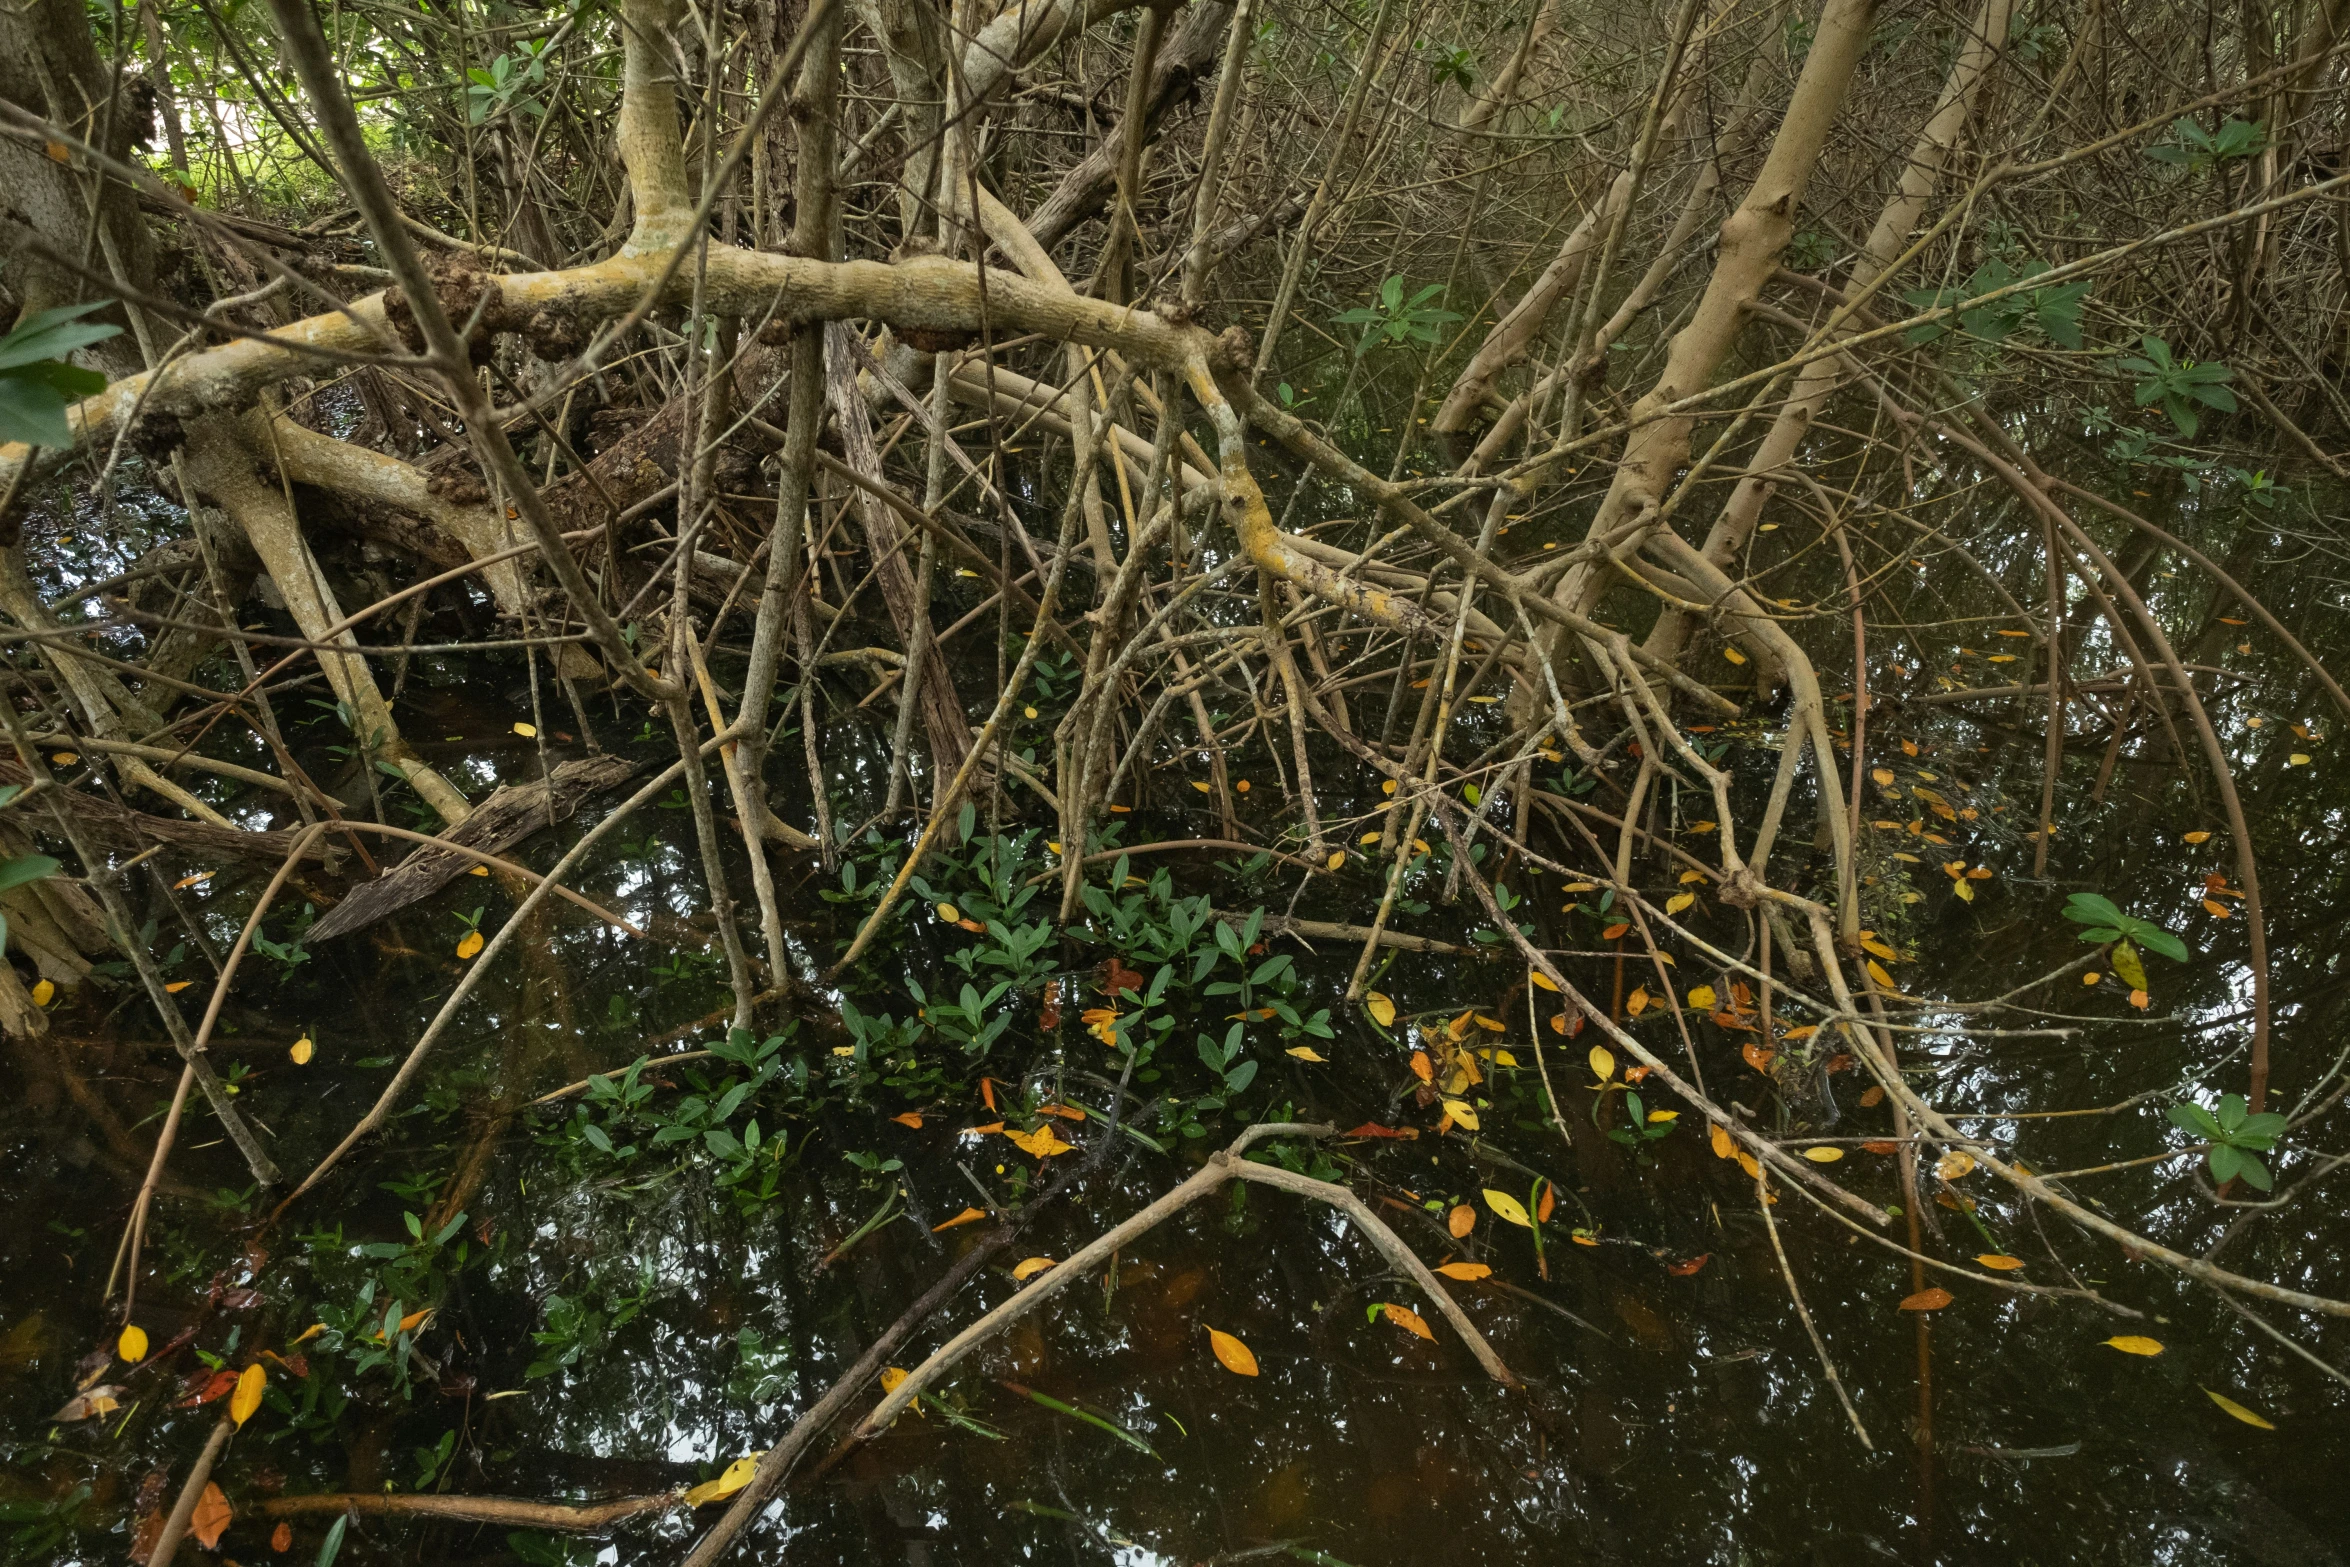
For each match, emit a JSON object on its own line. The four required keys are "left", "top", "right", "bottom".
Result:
{"left": 890, "top": 1111, "right": 924, "bottom": 1129}
{"left": 1434, "top": 1261, "right": 1492, "bottom": 1281}
{"left": 1861, "top": 1139, "right": 1900, "bottom": 1154}
{"left": 272, "top": 1519, "right": 294, "bottom": 1552}
{"left": 1447, "top": 1204, "right": 1474, "bottom": 1238}
{"left": 1207, "top": 1327, "right": 1259, "bottom": 1376}
{"left": 1011, "top": 1257, "right": 1054, "bottom": 1281}
{"left": 932, "top": 1207, "right": 987, "bottom": 1231}
{"left": 1898, "top": 1287, "right": 1954, "bottom": 1312}
{"left": 1976, "top": 1254, "right": 2026, "bottom": 1272}
{"left": 164, "top": 980, "right": 195, "bottom": 994}
{"left": 1004, "top": 1125, "right": 1076, "bottom": 1159}
{"left": 191, "top": 1484, "right": 232, "bottom": 1549}
{"left": 1666, "top": 1254, "right": 1710, "bottom": 1276}
{"left": 1741, "top": 1041, "right": 1776, "bottom": 1073}
{"left": 1601, "top": 922, "right": 1630, "bottom": 940}
{"left": 1409, "top": 1052, "right": 1434, "bottom": 1084}
{"left": 456, "top": 930, "right": 485, "bottom": 960}
{"left": 1380, "top": 1303, "right": 1435, "bottom": 1341}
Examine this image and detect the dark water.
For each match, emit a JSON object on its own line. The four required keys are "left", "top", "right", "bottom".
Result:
{"left": 3, "top": 441, "right": 2348, "bottom": 1567}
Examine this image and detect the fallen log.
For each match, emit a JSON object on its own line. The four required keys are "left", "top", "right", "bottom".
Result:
{"left": 307, "top": 752, "right": 640, "bottom": 941}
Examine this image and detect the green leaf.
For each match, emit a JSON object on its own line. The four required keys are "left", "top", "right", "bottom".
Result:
{"left": 2169, "top": 1101, "right": 2225, "bottom": 1141}
{"left": 0, "top": 303, "right": 122, "bottom": 374}
{"left": 0, "top": 853, "right": 60, "bottom": 896}
{"left": 2062, "top": 892, "right": 2126, "bottom": 928}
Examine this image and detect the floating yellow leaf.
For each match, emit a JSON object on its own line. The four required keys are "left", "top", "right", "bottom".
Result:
{"left": 118, "top": 1325, "right": 148, "bottom": 1363}
{"left": 230, "top": 1362, "right": 266, "bottom": 1427}
{"left": 879, "top": 1367, "right": 908, "bottom": 1395}
{"left": 456, "top": 930, "right": 484, "bottom": 960}
{"left": 1530, "top": 970, "right": 1559, "bottom": 992}
{"left": 513, "top": 722, "right": 538, "bottom": 738}
{"left": 1435, "top": 1261, "right": 1492, "bottom": 1281}
{"left": 1004, "top": 1125, "right": 1076, "bottom": 1159}
{"left": 1935, "top": 1149, "right": 1977, "bottom": 1180}
{"left": 290, "top": 1036, "right": 314, "bottom": 1065}
{"left": 1865, "top": 959, "right": 1895, "bottom": 990}
{"left": 1665, "top": 892, "right": 1696, "bottom": 915}
{"left": 1587, "top": 1045, "right": 1616, "bottom": 1082}
{"left": 1286, "top": 1045, "right": 1327, "bottom": 1062}
{"left": 29, "top": 979, "right": 53, "bottom": 1007}
{"left": 1325, "top": 850, "right": 1346, "bottom": 871}
{"left": 1953, "top": 877, "right": 1975, "bottom": 902}
{"left": 932, "top": 1207, "right": 986, "bottom": 1232}
{"left": 683, "top": 1455, "right": 758, "bottom": 1506}
{"left": 290, "top": 1323, "right": 325, "bottom": 1346}
{"left": 1686, "top": 985, "right": 1717, "bottom": 1010}
{"left": 1860, "top": 935, "right": 1899, "bottom": 962}
{"left": 1626, "top": 987, "right": 1650, "bottom": 1017}
{"left": 470, "top": 864, "right": 490, "bottom": 875}
{"left": 1012, "top": 1256, "right": 1055, "bottom": 1281}
{"left": 164, "top": 980, "right": 194, "bottom": 993}
{"left": 1803, "top": 1146, "right": 1845, "bottom": 1163}
{"left": 1207, "top": 1327, "right": 1259, "bottom": 1376}
{"left": 1976, "top": 1254, "right": 2026, "bottom": 1272}
{"left": 1723, "top": 646, "right": 1748, "bottom": 665}
{"left": 174, "top": 871, "right": 214, "bottom": 890}
{"left": 1441, "top": 1099, "right": 1479, "bottom": 1131}
{"left": 1365, "top": 992, "right": 1396, "bottom": 1028}
{"left": 1898, "top": 1287, "right": 1954, "bottom": 1312}
{"left": 2112, "top": 943, "right": 2148, "bottom": 991}
{"left": 1871, "top": 767, "right": 1895, "bottom": 786}
{"left": 890, "top": 1111, "right": 924, "bottom": 1129}
{"left": 1190, "top": 780, "right": 1212, "bottom": 793}
{"left": 1484, "top": 1189, "right": 1534, "bottom": 1228}
{"left": 1448, "top": 1204, "right": 1475, "bottom": 1238}
{"left": 2103, "top": 1335, "right": 2165, "bottom": 1356}
{"left": 1493, "top": 1049, "right": 1517, "bottom": 1066}
{"left": 1380, "top": 1303, "right": 1435, "bottom": 1341}
{"left": 936, "top": 902, "right": 960, "bottom": 923}
{"left": 1710, "top": 1122, "right": 1736, "bottom": 1160}
{"left": 2288, "top": 753, "right": 2312, "bottom": 766}
{"left": 2204, "top": 1389, "right": 2276, "bottom": 1429}
{"left": 1647, "top": 1109, "right": 1678, "bottom": 1124}
{"left": 50, "top": 752, "right": 78, "bottom": 767}
{"left": 2183, "top": 830, "right": 2213, "bottom": 844}
{"left": 1678, "top": 869, "right": 1709, "bottom": 885}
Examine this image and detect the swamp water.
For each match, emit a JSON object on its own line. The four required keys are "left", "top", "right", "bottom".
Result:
{"left": 2, "top": 446, "right": 2348, "bottom": 1567}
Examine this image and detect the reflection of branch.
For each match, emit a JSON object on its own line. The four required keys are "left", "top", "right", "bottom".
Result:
{"left": 254, "top": 1490, "right": 680, "bottom": 1531}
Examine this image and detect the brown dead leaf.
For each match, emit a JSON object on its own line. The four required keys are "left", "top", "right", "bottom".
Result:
{"left": 1447, "top": 1204, "right": 1474, "bottom": 1238}
{"left": 1898, "top": 1287, "right": 1955, "bottom": 1312}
